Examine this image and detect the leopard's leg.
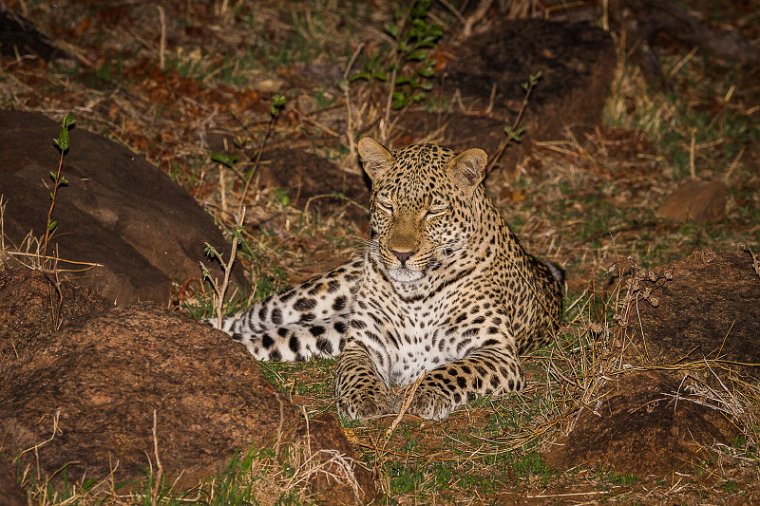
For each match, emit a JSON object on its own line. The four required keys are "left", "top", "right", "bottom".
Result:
{"left": 207, "top": 256, "right": 363, "bottom": 338}
{"left": 407, "top": 345, "right": 524, "bottom": 421}
{"left": 233, "top": 313, "right": 349, "bottom": 361}
{"left": 334, "top": 339, "right": 394, "bottom": 420}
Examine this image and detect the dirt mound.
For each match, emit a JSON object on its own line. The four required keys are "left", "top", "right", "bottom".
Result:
{"left": 544, "top": 371, "right": 738, "bottom": 476}
{"left": 0, "top": 268, "right": 376, "bottom": 503}
{"left": 0, "top": 110, "right": 243, "bottom": 305}
{"left": 258, "top": 148, "right": 370, "bottom": 225}
{"left": 546, "top": 249, "right": 759, "bottom": 476}
{"left": 0, "top": 268, "right": 110, "bottom": 360}
{"left": 621, "top": 249, "right": 760, "bottom": 379}
{"left": 398, "top": 20, "right": 614, "bottom": 196}
{"left": 656, "top": 180, "right": 727, "bottom": 223}
{"left": 0, "top": 460, "right": 26, "bottom": 506}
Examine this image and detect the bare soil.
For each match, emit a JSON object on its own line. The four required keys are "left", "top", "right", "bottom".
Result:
{"left": 1, "top": 1, "right": 758, "bottom": 504}
{"left": 0, "top": 268, "right": 375, "bottom": 503}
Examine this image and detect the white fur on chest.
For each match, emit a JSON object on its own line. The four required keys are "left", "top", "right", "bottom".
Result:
{"left": 384, "top": 300, "right": 465, "bottom": 386}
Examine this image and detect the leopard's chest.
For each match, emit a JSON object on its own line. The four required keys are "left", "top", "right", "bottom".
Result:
{"left": 380, "top": 298, "right": 468, "bottom": 386}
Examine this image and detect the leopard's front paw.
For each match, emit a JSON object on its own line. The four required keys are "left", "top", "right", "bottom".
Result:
{"left": 336, "top": 389, "right": 393, "bottom": 421}
{"left": 406, "top": 385, "right": 454, "bottom": 421}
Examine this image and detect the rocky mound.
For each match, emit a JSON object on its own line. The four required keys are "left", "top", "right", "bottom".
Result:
{"left": 0, "top": 110, "right": 243, "bottom": 305}
{"left": 398, "top": 19, "right": 615, "bottom": 196}
{"left": 545, "top": 249, "right": 759, "bottom": 476}
{"left": 0, "top": 268, "right": 376, "bottom": 504}
{"left": 544, "top": 371, "right": 737, "bottom": 475}
{"left": 621, "top": 249, "right": 760, "bottom": 378}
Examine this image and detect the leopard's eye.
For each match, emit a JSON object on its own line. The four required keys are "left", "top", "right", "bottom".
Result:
{"left": 376, "top": 199, "right": 393, "bottom": 214}
{"left": 425, "top": 205, "right": 448, "bottom": 220}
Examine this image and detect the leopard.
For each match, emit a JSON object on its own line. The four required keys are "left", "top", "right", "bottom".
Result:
{"left": 209, "top": 137, "right": 563, "bottom": 421}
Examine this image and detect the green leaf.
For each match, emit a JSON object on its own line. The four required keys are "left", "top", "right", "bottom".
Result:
{"left": 54, "top": 112, "right": 76, "bottom": 152}
{"left": 407, "top": 50, "right": 427, "bottom": 61}
{"left": 61, "top": 112, "right": 76, "bottom": 129}
{"left": 410, "top": 0, "right": 433, "bottom": 18}
{"left": 269, "top": 95, "right": 287, "bottom": 117}
{"left": 49, "top": 171, "right": 57, "bottom": 182}
{"left": 204, "top": 242, "right": 221, "bottom": 259}
{"left": 391, "top": 91, "right": 409, "bottom": 110}
{"left": 211, "top": 152, "right": 239, "bottom": 168}
{"left": 504, "top": 126, "right": 526, "bottom": 142}
{"left": 395, "top": 74, "right": 412, "bottom": 85}
{"left": 273, "top": 187, "right": 290, "bottom": 207}
{"left": 349, "top": 71, "right": 372, "bottom": 82}
{"left": 418, "top": 66, "right": 434, "bottom": 78}
{"left": 384, "top": 23, "right": 399, "bottom": 38}
{"left": 47, "top": 220, "right": 58, "bottom": 232}
{"left": 59, "top": 176, "right": 69, "bottom": 187}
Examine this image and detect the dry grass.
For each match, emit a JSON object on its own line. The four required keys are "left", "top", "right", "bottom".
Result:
{"left": 17, "top": 430, "right": 362, "bottom": 506}
{"left": 1, "top": 0, "right": 759, "bottom": 504}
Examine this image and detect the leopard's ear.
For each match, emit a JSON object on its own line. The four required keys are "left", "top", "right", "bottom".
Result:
{"left": 357, "top": 137, "right": 394, "bottom": 182}
{"left": 448, "top": 148, "right": 488, "bottom": 191}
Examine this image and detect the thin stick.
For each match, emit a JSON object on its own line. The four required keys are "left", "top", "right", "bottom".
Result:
{"left": 463, "top": 0, "right": 493, "bottom": 37}
{"left": 238, "top": 118, "right": 277, "bottom": 217}
{"left": 668, "top": 46, "right": 698, "bottom": 78}
{"left": 386, "top": 375, "right": 424, "bottom": 437}
{"left": 151, "top": 410, "right": 163, "bottom": 506}
{"left": 689, "top": 128, "right": 696, "bottom": 179}
{"left": 528, "top": 491, "right": 609, "bottom": 498}
{"left": 438, "top": 0, "right": 467, "bottom": 27}
{"left": 343, "top": 43, "right": 364, "bottom": 163}
{"left": 380, "top": 7, "right": 412, "bottom": 145}
{"left": 42, "top": 149, "right": 65, "bottom": 257}
{"left": 486, "top": 77, "right": 537, "bottom": 175}
{"left": 381, "top": 67, "right": 398, "bottom": 145}
{"left": 723, "top": 146, "right": 744, "bottom": 184}
{"left": 157, "top": 6, "right": 166, "bottom": 70}
{"left": 216, "top": 207, "right": 245, "bottom": 320}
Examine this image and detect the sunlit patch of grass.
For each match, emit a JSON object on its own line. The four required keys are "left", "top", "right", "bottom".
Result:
{"left": 259, "top": 359, "right": 334, "bottom": 398}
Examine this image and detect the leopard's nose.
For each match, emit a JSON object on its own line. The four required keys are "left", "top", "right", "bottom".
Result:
{"left": 391, "top": 250, "right": 414, "bottom": 263}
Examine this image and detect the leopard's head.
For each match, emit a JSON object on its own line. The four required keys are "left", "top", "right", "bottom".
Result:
{"left": 358, "top": 137, "right": 489, "bottom": 285}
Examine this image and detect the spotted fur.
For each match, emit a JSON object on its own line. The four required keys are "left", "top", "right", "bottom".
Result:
{"left": 210, "top": 138, "right": 562, "bottom": 420}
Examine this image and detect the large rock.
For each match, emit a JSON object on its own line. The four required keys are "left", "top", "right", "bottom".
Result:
{"left": 656, "top": 180, "right": 727, "bottom": 223}
{"left": 0, "top": 110, "right": 242, "bottom": 305}
{"left": 0, "top": 268, "right": 376, "bottom": 503}
{"left": 544, "top": 371, "right": 737, "bottom": 476}
{"left": 257, "top": 148, "right": 370, "bottom": 225}
{"left": 397, "top": 20, "right": 615, "bottom": 196}
{"left": 0, "top": 460, "right": 26, "bottom": 506}
{"left": 545, "top": 249, "right": 759, "bottom": 476}
{"left": 620, "top": 249, "right": 760, "bottom": 379}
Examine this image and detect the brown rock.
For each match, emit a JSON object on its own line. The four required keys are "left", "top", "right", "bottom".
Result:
{"left": 0, "top": 296, "right": 375, "bottom": 501}
{"left": 657, "top": 180, "right": 727, "bottom": 222}
{"left": 544, "top": 371, "right": 738, "bottom": 476}
{"left": 396, "top": 20, "right": 615, "bottom": 195}
{"left": 619, "top": 249, "right": 760, "bottom": 380}
{"left": 0, "top": 460, "right": 26, "bottom": 506}
{"left": 297, "top": 414, "right": 378, "bottom": 505}
{"left": 0, "top": 267, "right": 110, "bottom": 360}
{"left": 1, "top": 303, "right": 299, "bottom": 485}
{"left": 257, "top": 148, "right": 369, "bottom": 225}
{"left": 0, "top": 110, "right": 243, "bottom": 305}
